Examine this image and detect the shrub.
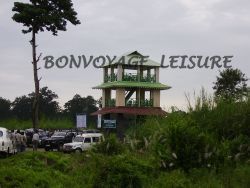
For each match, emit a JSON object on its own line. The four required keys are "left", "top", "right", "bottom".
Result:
{"left": 151, "top": 170, "right": 191, "bottom": 188}
{"left": 94, "top": 134, "right": 126, "bottom": 155}
{"left": 151, "top": 120, "right": 216, "bottom": 171}
{"left": 90, "top": 154, "right": 153, "bottom": 188}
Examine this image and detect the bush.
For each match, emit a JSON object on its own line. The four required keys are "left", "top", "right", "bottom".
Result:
{"left": 0, "top": 152, "right": 76, "bottom": 188}
{"left": 94, "top": 134, "right": 126, "bottom": 155}
{"left": 90, "top": 154, "right": 153, "bottom": 188}
{"left": 152, "top": 120, "right": 215, "bottom": 171}
{"left": 151, "top": 170, "right": 191, "bottom": 188}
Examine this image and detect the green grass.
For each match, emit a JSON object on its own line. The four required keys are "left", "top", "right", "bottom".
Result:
{"left": 0, "top": 151, "right": 249, "bottom": 188}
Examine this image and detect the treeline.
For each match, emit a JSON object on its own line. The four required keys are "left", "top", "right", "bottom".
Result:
{"left": 0, "top": 87, "right": 99, "bottom": 123}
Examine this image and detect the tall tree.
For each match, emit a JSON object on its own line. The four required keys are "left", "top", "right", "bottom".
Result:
{"left": 213, "top": 68, "right": 248, "bottom": 101}
{"left": 29, "top": 86, "right": 60, "bottom": 118}
{"left": 12, "top": 0, "right": 80, "bottom": 129}
{"left": 64, "top": 95, "right": 98, "bottom": 123}
{"left": 12, "top": 87, "right": 60, "bottom": 120}
{"left": 12, "top": 95, "right": 33, "bottom": 120}
{"left": 0, "top": 97, "right": 12, "bottom": 120}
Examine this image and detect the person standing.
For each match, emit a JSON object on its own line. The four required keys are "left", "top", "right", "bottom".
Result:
{"left": 15, "top": 130, "right": 22, "bottom": 153}
{"left": 10, "top": 130, "right": 16, "bottom": 153}
{"left": 32, "top": 130, "right": 39, "bottom": 151}
{"left": 20, "top": 132, "right": 27, "bottom": 152}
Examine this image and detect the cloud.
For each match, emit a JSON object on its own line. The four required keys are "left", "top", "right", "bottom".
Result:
{"left": 0, "top": 0, "right": 249, "bottom": 109}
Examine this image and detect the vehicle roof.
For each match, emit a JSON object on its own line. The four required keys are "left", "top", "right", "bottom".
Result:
{"left": 53, "top": 131, "right": 67, "bottom": 134}
{"left": 25, "top": 128, "right": 43, "bottom": 132}
{"left": 76, "top": 133, "right": 103, "bottom": 137}
{"left": 0, "top": 127, "right": 7, "bottom": 131}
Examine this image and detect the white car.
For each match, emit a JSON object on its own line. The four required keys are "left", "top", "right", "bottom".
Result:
{"left": 63, "top": 133, "right": 104, "bottom": 153}
{"left": 0, "top": 127, "right": 15, "bottom": 156}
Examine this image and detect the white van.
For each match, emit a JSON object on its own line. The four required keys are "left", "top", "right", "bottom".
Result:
{"left": 63, "top": 133, "right": 104, "bottom": 153}
{"left": 0, "top": 127, "right": 15, "bottom": 156}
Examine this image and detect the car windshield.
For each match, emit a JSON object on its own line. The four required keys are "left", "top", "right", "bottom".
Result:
{"left": 0, "top": 131, "right": 3, "bottom": 137}
{"left": 73, "top": 137, "right": 84, "bottom": 142}
{"left": 52, "top": 132, "right": 66, "bottom": 137}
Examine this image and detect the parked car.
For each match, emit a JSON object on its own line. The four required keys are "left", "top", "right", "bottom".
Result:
{"left": 81, "top": 129, "right": 100, "bottom": 134}
{"left": 44, "top": 131, "right": 76, "bottom": 151}
{"left": 38, "top": 131, "right": 50, "bottom": 148}
{"left": 63, "top": 133, "right": 104, "bottom": 153}
{"left": 0, "top": 127, "right": 15, "bottom": 156}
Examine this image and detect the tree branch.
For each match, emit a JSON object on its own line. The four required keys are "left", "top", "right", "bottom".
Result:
{"left": 36, "top": 53, "right": 42, "bottom": 63}
{"left": 29, "top": 39, "right": 33, "bottom": 45}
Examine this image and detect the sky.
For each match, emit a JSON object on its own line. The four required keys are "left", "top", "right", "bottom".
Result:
{"left": 0, "top": 0, "right": 249, "bottom": 111}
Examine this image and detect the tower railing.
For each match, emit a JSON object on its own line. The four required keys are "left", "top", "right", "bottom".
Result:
{"left": 104, "top": 73, "right": 156, "bottom": 83}
{"left": 104, "top": 73, "right": 117, "bottom": 82}
{"left": 105, "top": 98, "right": 153, "bottom": 107}
{"left": 105, "top": 99, "right": 116, "bottom": 107}
{"left": 122, "top": 73, "right": 156, "bottom": 83}
{"left": 125, "top": 98, "right": 153, "bottom": 107}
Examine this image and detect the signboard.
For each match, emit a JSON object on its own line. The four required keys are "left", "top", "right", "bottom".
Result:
{"left": 76, "top": 114, "right": 87, "bottom": 128}
{"left": 103, "top": 119, "right": 116, "bottom": 128}
{"left": 97, "top": 114, "right": 102, "bottom": 128}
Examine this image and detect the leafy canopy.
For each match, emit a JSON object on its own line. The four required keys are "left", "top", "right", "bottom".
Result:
{"left": 12, "top": 0, "right": 80, "bottom": 35}
{"left": 12, "top": 87, "right": 60, "bottom": 120}
{"left": 0, "top": 97, "right": 11, "bottom": 120}
{"left": 213, "top": 68, "right": 248, "bottom": 101}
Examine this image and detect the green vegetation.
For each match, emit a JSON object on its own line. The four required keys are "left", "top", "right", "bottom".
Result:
{"left": 0, "top": 87, "right": 98, "bottom": 129}
{"left": 0, "top": 118, "right": 74, "bottom": 130}
{"left": 0, "top": 148, "right": 249, "bottom": 187}
{"left": 0, "top": 94, "right": 249, "bottom": 187}
{"left": 213, "top": 68, "right": 248, "bottom": 101}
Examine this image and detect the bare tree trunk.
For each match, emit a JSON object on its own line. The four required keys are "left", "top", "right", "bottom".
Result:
{"left": 31, "top": 29, "right": 39, "bottom": 130}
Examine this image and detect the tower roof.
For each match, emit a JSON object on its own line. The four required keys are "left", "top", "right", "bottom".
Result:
{"left": 93, "top": 81, "right": 171, "bottom": 90}
{"left": 91, "top": 106, "right": 167, "bottom": 116}
{"left": 103, "top": 51, "right": 161, "bottom": 67}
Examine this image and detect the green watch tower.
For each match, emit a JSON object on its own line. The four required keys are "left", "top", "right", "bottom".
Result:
{"left": 92, "top": 51, "right": 171, "bottom": 136}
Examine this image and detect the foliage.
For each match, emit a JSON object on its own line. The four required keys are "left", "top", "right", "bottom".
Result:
{"left": 0, "top": 152, "right": 75, "bottom": 187}
{"left": 0, "top": 118, "right": 74, "bottom": 130}
{"left": 0, "top": 93, "right": 249, "bottom": 187}
{"left": 12, "top": 0, "right": 80, "bottom": 35}
{"left": 94, "top": 134, "right": 126, "bottom": 155}
{"left": 213, "top": 68, "right": 248, "bottom": 101}
{"left": 190, "top": 97, "right": 250, "bottom": 140}
{"left": 12, "top": 95, "right": 33, "bottom": 120}
{"left": 11, "top": 87, "right": 60, "bottom": 120}
{"left": 88, "top": 154, "right": 153, "bottom": 188}
{"left": 0, "top": 97, "right": 12, "bottom": 120}
{"left": 125, "top": 92, "right": 250, "bottom": 173}
{"left": 0, "top": 151, "right": 249, "bottom": 188}
{"left": 29, "top": 87, "right": 61, "bottom": 118}
{"left": 1, "top": 83, "right": 250, "bottom": 187}
{"left": 151, "top": 170, "right": 191, "bottom": 188}
{"left": 64, "top": 94, "right": 98, "bottom": 123}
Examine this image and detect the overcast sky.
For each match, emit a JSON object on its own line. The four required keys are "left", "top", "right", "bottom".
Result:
{"left": 1, "top": 0, "right": 249, "bottom": 111}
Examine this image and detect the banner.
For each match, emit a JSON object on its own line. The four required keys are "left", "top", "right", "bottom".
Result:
{"left": 103, "top": 119, "right": 116, "bottom": 128}
{"left": 76, "top": 114, "right": 87, "bottom": 128}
